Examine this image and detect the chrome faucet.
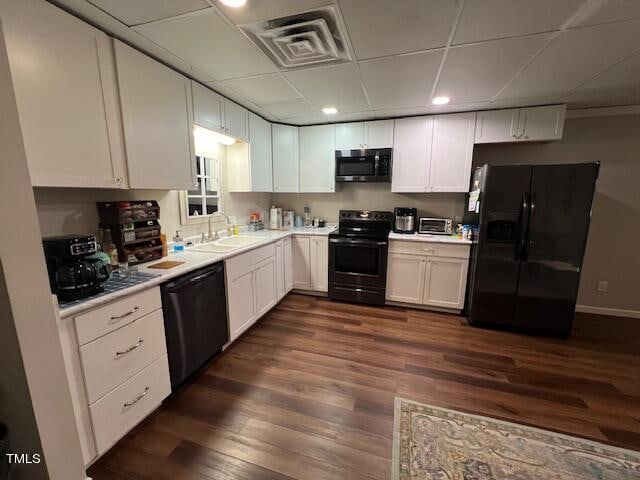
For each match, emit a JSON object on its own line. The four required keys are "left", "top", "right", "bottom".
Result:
{"left": 206, "top": 211, "right": 231, "bottom": 241}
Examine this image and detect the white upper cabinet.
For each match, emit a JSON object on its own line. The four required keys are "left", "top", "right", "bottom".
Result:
{"left": 299, "top": 125, "right": 336, "bottom": 193}
{"left": 475, "top": 105, "right": 566, "bottom": 143}
{"left": 1, "top": 0, "right": 126, "bottom": 188}
{"left": 429, "top": 112, "right": 476, "bottom": 192}
{"left": 364, "top": 120, "right": 394, "bottom": 148}
{"left": 335, "top": 120, "right": 394, "bottom": 149}
{"left": 224, "top": 99, "right": 249, "bottom": 142}
{"left": 272, "top": 124, "right": 299, "bottom": 193}
{"left": 192, "top": 81, "right": 224, "bottom": 133}
{"left": 248, "top": 112, "right": 272, "bottom": 192}
{"left": 114, "top": 40, "right": 196, "bottom": 190}
{"left": 516, "top": 105, "right": 566, "bottom": 142}
{"left": 392, "top": 116, "right": 433, "bottom": 193}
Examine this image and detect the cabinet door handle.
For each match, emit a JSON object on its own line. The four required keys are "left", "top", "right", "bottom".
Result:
{"left": 115, "top": 339, "right": 144, "bottom": 357}
{"left": 123, "top": 387, "right": 149, "bottom": 408}
{"left": 109, "top": 306, "right": 139, "bottom": 322}
{"left": 422, "top": 248, "right": 435, "bottom": 253}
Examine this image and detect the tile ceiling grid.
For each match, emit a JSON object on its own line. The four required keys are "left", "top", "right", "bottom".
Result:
{"left": 202, "top": 0, "right": 343, "bottom": 123}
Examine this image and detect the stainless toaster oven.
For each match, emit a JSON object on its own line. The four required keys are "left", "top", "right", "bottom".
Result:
{"left": 418, "top": 217, "right": 453, "bottom": 235}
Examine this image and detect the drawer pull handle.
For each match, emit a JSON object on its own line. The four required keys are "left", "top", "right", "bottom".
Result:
{"left": 422, "top": 248, "right": 435, "bottom": 253}
{"left": 109, "top": 306, "right": 139, "bottom": 322}
{"left": 123, "top": 387, "right": 149, "bottom": 408}
{"left": 115, "top": 339, "right": 144, "bottom": 356}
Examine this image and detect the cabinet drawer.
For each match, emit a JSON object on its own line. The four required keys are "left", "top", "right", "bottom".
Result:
{"left": 75, "top": 287, "right": 161, "bottom": 345}
{"left": 80, "top": 309, "right": 167, "bottom": 404}
{"left": 226, "top": 242, "right": 276, "bottom": 279}
{"left": 389, "top": 240, "right": 470, "bottom": 259}
{"left": 90, "top": 355, "right": 170, "bottom": 455}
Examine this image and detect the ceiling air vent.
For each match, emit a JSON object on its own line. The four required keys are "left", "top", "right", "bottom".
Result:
{"left": 239, "top": 6, "right": 353, "bottom": 70}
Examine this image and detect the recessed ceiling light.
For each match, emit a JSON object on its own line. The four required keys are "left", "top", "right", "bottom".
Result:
{"left": 322, "top": 107, "right": 338, "bottom": 115}
{"left": 219, "top": 0, "right": 246, "bottom": 7}
{"left": 432, "top": 96, "right": 450, "bottom": 105}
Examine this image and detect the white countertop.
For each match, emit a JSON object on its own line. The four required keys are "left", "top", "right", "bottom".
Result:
{"left": 58, "top": 226, "right": 335, "bottom": 319}
{"left": 388, "top": 232, "right": 472, "bottom": 245}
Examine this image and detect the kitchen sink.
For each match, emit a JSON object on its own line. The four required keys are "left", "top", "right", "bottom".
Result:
{"left": 189, "top": 243, "right": 237, "bottom": 254}
{"left": 215, "top": 236, "right": 265, "bottom": 247}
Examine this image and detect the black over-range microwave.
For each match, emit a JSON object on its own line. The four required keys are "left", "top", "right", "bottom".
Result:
{"left": 335, "top": 148, "right": 392, "bottom": 182}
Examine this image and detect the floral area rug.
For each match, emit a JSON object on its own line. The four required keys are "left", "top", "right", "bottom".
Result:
{"left": 392, "top": 398, "right": 640, "bottom": 479}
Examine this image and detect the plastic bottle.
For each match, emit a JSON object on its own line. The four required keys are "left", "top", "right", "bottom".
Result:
{"left": 173, "top": 230, "right": 185, "bottom": 252}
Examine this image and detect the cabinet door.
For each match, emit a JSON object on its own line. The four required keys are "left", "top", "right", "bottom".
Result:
{"left": 192, "top": 81, "right": 224, "bottom": 133}
{"left": 423, "top": 257, "right": 468, "bottom": 309}
{"left": 391, "top": 116, "right": 432, "bottom": 193}
{"left": 224, "top": 99, "right": 249, "bottom": 141}
{"left": 2, "top": 0, "right": 126, "bottom": 188}
{"left": 292, "top": 236, "right": 312, "bottom": 290}
{"left": 275, "top": 240, "right": 285, "bottom": 301}
{"left": 310, "top": 237, "right": 329, "bottom": 292}
{"left": 335, "top": 123, "right": 364, "bottom": 149}
{"left": 299, "top": 125, "right": 336, "bottom": 192}
{"left": 272, "top": 124, "right": 299, "bottom": 192}
{"left": 283, "top": 237, "right": 294, "bottom": 293}
{"left": 386, "top": 253, "right": 426, "bottom": 304}
{"left": 429, "top": 112, "right": 476, "bottom": 193}
{"left": 226, "top": 267, "right": 256, "bottom": 341}
{"left": 364, "top": 120, "right": 394, "bottom": 148}
{"left": 248, "top": 112, "right": 273, "bottom": 191}
{"left": 517, "top": 105, "right": 566, "bottom": 141}
{"left": 254, "top": 256, "right": 277, "bottom": 318}
{"left": 114, "top": 40, "right": 196, "bottom": 190}
{"left": 474, "top": 109, "right": 519, "bottom": 143}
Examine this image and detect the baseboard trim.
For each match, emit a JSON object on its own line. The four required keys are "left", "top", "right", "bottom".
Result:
{"left": 575, "top": 304, "right": 640, "bottom": 319}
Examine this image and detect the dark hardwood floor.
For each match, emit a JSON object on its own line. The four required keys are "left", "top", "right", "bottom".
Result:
{"left": 88, "top": 294, "right": 640, "bottom": 479}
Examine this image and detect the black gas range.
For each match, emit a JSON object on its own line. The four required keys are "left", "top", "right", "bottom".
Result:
{"left": 328, "top": 210, "right": 394, "bottom": 306}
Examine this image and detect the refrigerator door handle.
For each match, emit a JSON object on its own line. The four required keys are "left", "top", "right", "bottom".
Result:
{"left": 516, "top": 193, "right": 529, "bottom": 261}
{"left": 522, "top": 192, "right": 536, "bottom": 262}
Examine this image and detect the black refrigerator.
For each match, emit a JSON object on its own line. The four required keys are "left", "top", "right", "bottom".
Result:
{"left": 464, "top": 163, "right": 599, "bottom": 337}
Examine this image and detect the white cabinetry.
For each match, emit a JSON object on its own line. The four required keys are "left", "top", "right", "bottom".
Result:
{"left": 225, "top": 244, "right": 277, "bottom": 341}
{"left": 248, "top": 112, "right": 273, "bottom": 191}
{"left": 392, "top": 116, "right": 433, "bottom": 193}
{"left": 429, "top": 112, "right": 476, "bottom": 192}
{"left": 224, "top": 99, "right": 249, "bottom": 141}
{"left": 114, "top": 40, "right": 196, "bottom": 190}
{"left": 299, "top": 125, "right": 336, "bottom": 192}
{"left": 335, "top": 120, "right": 394, "bottom": 149}
{"left": 1, "top": 0, "right": 126, "bottom": 188}
{"left": 475, "top": 105, "right": 566, "bottom": 143}
{"left": 292, "top": 235, "right": 328, "bottom": 292}
{"left": 275, "top": 238, "right": 294, "bottom": 301}
{"left": 192, "top": 81, "right": 224, "bottom": 133}
{"left": 272, "top": 124, "right": 300, "bottom": 192}
{"left": 386, "top": 241, "right": 470, "bottom": 310}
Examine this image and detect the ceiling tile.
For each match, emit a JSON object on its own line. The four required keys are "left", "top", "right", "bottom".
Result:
{"left": 338, "top": 0, "right": 459, "bottom": 59}
{"left": 453, "top": 0, "right": 584, "bottom": 45}
{"left": 426, "top": 101, "right": 492, "bottom": 114}
{"left": 497, "top": 20, "right": 640, "bottom": 100}
{"left": 134, "top": 10, "right": 276, "bottom": 80}
{"left": 214, "top": 0, "right": 331, "bottom": 24}
{"left": 328, "top": 111, "right": 374, "bottom": 122}
{"left": 572, "top": 0, "right": 640, "bottom": 27}
{"left": 281, "top": 114, "right": 329, "bottom": 125}
{"left": 565, "top": 87, "right": 640, "bottom": 108}
{"left": 436, "top": 34, "right": 550, "bottom": 104}
{"left": 373, "top": 106, "right": 431, "bottom": 118}
{"left": 221, "top": 74, "right": 300, "bottom": 106}
{"left": 573, "top": 50, "right": 640, "bottom": 93}
{"left": 87, "top": 0, "right": 211, "bottom": 26}
{"left": 261, "top": 98, "right": 319, "bottom": 118}
{"left": 284, "top": 63, "right": 370, "bottom": 113}
{"left": 359, "top": 50, "right": 444, "bottom": 110}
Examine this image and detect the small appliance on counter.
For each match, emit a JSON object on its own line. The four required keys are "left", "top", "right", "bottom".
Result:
{"left": 418, "top": 217, "right": 453, "bottom": 235}
{"left": 97, "top": 201, "right": 163, "bottom": 266}
{"left": 269, "top": 206, "right": 283, "bottom": 229}
{"left": 43, "top": 234, "right": 111, "bottom": 300}
{"left": 393, "top": 207, "right": 417, "bottom": 233}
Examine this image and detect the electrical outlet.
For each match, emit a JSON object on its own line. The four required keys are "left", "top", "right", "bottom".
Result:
{"left": 597, "top": 280, "right": 608, "bottom": 292}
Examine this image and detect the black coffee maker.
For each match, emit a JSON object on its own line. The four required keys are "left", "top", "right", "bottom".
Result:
{"left": 43, "top": 234, "right": 110, "bottom": 300}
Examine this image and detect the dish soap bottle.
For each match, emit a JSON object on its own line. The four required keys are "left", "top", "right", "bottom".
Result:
{"left": 173, "top": 230, "right": 185, "bottom": 252}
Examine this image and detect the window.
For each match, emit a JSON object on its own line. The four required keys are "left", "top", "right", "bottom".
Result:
{"left": 180, "top": 156, "right": 222, "bottom": 225}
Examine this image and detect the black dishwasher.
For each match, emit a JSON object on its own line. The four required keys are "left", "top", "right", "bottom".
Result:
{"left": 161, "top": 262, "right": 228, "bottom": 390}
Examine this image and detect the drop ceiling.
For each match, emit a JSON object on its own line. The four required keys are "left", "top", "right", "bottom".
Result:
{"left": 53, "top": 0, "right": 640, "bottom": 125}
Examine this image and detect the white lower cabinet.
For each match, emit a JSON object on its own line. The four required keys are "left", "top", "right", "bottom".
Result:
{"left": 292, "top": 235, "right": 328, "bottom": 292}
{"left": 225, "top": 243, "right": 277, "bottom": 341}
{"left": 386, "top": 241, "right": 470, "bottom": 310}
{"left": 275, "top": 238, "right": 294, "bottom": 301}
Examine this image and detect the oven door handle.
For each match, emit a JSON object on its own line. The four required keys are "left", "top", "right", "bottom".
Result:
{"left": 329, "top": 238, "right": 387, "bottom": 246}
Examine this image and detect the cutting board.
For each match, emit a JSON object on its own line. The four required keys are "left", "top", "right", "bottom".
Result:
{"left": 148, "top": 260, "right": 185, "bottom": 269}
